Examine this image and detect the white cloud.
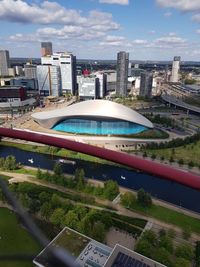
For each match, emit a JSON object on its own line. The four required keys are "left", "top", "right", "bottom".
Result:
{"left": 0, "top": 0, "right": 120, "bottom": 31}
{"left": 156, "top": 0, "right": 200, "bottom": 12}
{"left": 99, "top": 0, "right": 129, "bottom": 5}
{"left": 164, "top": 12, "right": 172, "bottom": 17}
{"left": 132, "top": 39, "right": 148, "bottom": 45}
{"left": 155, "top": 35, "right": 186, "bottom": 45}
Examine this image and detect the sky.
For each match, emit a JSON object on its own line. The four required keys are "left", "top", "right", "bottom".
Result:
{"left": 1, "top": 0, "right": 200, "bottom": 60}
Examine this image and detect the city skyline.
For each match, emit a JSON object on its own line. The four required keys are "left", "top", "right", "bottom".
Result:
{"left": 0, "top": 0, "right": 200, "bottom": 60}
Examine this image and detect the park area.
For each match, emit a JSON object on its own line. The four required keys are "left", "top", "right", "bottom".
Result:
{"left": 0, "top": 207, "right": 41, "bottom": 267}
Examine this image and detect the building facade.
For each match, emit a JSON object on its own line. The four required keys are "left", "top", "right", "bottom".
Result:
{"left": 24, "top": 64, "right": 37, "bottom": 79}
{"left": 78, "top": 76, "right": 99, "bottom": 100}
{"left": 37, "top": 65, "right": 61, "bottom": 97}
{"left": 41, "top": 52, "right": 77, "bottom": 95}
{"left": 170, "top": 56, "right": 181, "bottom": 83}
{"left": 139, "top": 72, "right": 153, "bottom": 97}
{"left": 116, "top": 51, "right": 129, "bottom": 97}
{"left": 0, "top": 50, "right": 10, "bottom": 77}
{"left": 41, "top": 42, "right": 53, "bottom": 57}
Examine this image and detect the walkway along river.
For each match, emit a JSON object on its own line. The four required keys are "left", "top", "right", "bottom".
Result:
{"left": 1, "top": 145, "right": 200, "bottom": 213}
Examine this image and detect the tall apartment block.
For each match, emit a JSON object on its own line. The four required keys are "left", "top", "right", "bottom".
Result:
{"left": 24, "top": 63, "right": 37, "bottom": 79}
{"left": 37, "top": 65, "right": 61, "bottom": 97}
{"left": 0, "top": 50, "right": 10, "bottom": 77}
{"left": 170, "top": 56, "right": 181, "bottom": 83}
{"left": 41, "top": 52, "right": 77, "bottom": 95}
{"left": 139, "top": 72, "right": 153, "bottom": 97}
{"left": 41, "top": 42, "right": 53, "bottom": 57}
{"left": 116, "top": 51, "right": 129, "bottom": 97}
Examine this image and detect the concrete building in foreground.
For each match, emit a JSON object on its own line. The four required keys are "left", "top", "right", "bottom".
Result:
{"left": 33, "top": 227, "right": 166, "bottom": 267}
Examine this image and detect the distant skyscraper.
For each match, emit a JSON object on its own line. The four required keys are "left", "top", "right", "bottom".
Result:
{"left": 37, "top": 65, "right": 61, "bottom": 97}
{"left": 24, "top": 63, "right": 37, "bottom": 79}
{"left": 0, "top": 50, "right": 10, "bottom": 77}
{"left": 41, "top": 42, "right": 53, "bottom": 57}
{"left": 170, "top": 56, "right": 181, "bottom": 83}
{"left": 42, "top": 52, "right": 77, "bottom": 95}
{"left": 140, "top": 72, "right": 153, "bottom": 97}
{"left": 116, "top": 51, "right": 129, "bottom": 97}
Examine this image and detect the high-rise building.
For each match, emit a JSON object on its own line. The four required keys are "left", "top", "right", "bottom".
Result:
{"left": 41, "top": 42, "right": 53, "bottom": 57}
{"left": 37, "top": 65, "right": 61, "bottom": 97}
{"left": 94, "top": 72, "right": 107, "bottom": 98}
{"left": 41, "top": 52, "right": 77, "bottom": 95}
{"left": 116, "top": 51, "right": 129, "bottom": 97}
{"left": 24, "top": 63, "right": 37, "bottom": 79}
{"left": 170, "top": 56, "right": 181, "bottom": 83}
{"left": 0, "top": 50, "right": 10, "bottom": 77}
{"left": 139, "top": 72, "right": 153, "bottom": 97}
{"left": 78, "top": 76, "right": 99, "bottom": 100}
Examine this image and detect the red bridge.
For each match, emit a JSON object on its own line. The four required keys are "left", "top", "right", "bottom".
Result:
{"left": 0, "top": 127, "right": 200, "bottom": 190}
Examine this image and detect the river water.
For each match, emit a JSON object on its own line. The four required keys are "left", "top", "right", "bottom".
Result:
{"left": 1, "top": 145, "right": 200, "bottom": 213}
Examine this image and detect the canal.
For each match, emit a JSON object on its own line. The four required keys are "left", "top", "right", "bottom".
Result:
{"left": 1, "top": 145, "right": 200, "bottom": 213}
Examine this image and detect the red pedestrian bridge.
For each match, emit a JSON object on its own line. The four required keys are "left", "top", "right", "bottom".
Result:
{"left": 0, "top": 127, "right": 200, "bottom": 190}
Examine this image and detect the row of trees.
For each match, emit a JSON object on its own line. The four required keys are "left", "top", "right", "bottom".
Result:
{"left": 135, "top": 230, "right": 194, "bottom": 267}
{"left": 145, "top": 113, "right": 176, "bottom": 128}
{"left": 37, "top": 165, "right": 119, "bottom": 201}
{"left": 121, "top": 188, "right": 152, "bottom": 209}
{"left": 9, "top": 182, "right": 143, "bottom": 242}
{"left": 146, "top": 132, "right": 200, "bottom": 150}
{"left": 142, "top": 151, "right": 198, "bottom": 169}
{"left": 0, "top": 155, "right": 18, "bottom": 170}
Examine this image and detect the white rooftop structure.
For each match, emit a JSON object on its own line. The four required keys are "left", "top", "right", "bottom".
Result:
{"left": 32, "top": 100, "right": 153, "bottom": 129}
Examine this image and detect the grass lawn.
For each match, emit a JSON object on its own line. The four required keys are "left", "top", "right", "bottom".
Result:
{"left": 0, "top": 208, "right": 42, "bottom": 267}
{"left": 127, "top": 202, "right": 200, "bottom": 234}
{"left": 146, "top": 140, "right": 200, "bottom": 166}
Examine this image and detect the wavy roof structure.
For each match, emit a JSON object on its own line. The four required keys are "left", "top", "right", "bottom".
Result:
{"left": 32, "top": 100, "right": 153, "bottom": 129}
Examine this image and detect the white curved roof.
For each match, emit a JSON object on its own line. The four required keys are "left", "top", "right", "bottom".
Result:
{"left": 32, "top": 100, "right": 153, "bottom": 129}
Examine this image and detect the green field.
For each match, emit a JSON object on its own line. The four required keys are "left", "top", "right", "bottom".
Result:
{"left": 126, "top": 202, "right": 200, "bottom": 234}
{"left": 0, "top": 208, "right": 42, "bottom": 267}
{"left": 147, "top": 140, "right": 200, "bottom": 166}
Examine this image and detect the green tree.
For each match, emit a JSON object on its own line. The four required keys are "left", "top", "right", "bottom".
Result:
{"left": 40, "top": 202, "right": 53, "bottom": 220}
{"left": 135, "top": 239, "right": 154, "bottom": 258}
{"left": 159, "top": 235, "right": 173, "bottom": 253}
{"left": 91, "top": 222, "right": 106, "bottom": 242}
{"left": 39, "top": 192, "right": 50, "bottom": 203}
{"left": 73, "top": 205, "right": 88, "bottom": 220}
{"left": 51, "top": 194, "right": 61, "bottom": 209}
{"left": 137, "top": 188, "right": 152, "bottom": 207}
{"left": 36, "top": 168, "right": 43, "bottom": 179}
{"left": 64, "top": 210, "right": 79, "bottom": 229}
{"left": 153, "top": 247, "right": 173, "bottom": 267}
{"left": 53, "top": 162, "right": 63, "bottom": 177}
{"left": 175, "top": 243, "right": 194, "bottom": 261}
{"left": 174, "top": 257, "right": 190, "bottom": 267}
{"left": 4, "top": 155, "right": 17, "bottom": 170}
{"left": 50, "top": 208, "right": 65, "bottom": 226}
{"left": 121, "top": 192, "right": 136, "bottom": 208}
{"left": 104, "top": 180, "right": 119, "bottom": 200}
{"left": 182, "top": 228, "right": 191, "bottom": 240}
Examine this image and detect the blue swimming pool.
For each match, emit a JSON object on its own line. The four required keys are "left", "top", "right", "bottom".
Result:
{"left": 52, "top": 118, "right": 148, "bottom": 135}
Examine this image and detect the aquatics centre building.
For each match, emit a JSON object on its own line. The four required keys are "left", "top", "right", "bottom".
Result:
{"left": 32, "top": 100, "right": 153, "bottom": 136}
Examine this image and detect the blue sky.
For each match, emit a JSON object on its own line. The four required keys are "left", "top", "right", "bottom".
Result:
{"left": 1, "top": 0, "right": 200, "bottom": 60}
